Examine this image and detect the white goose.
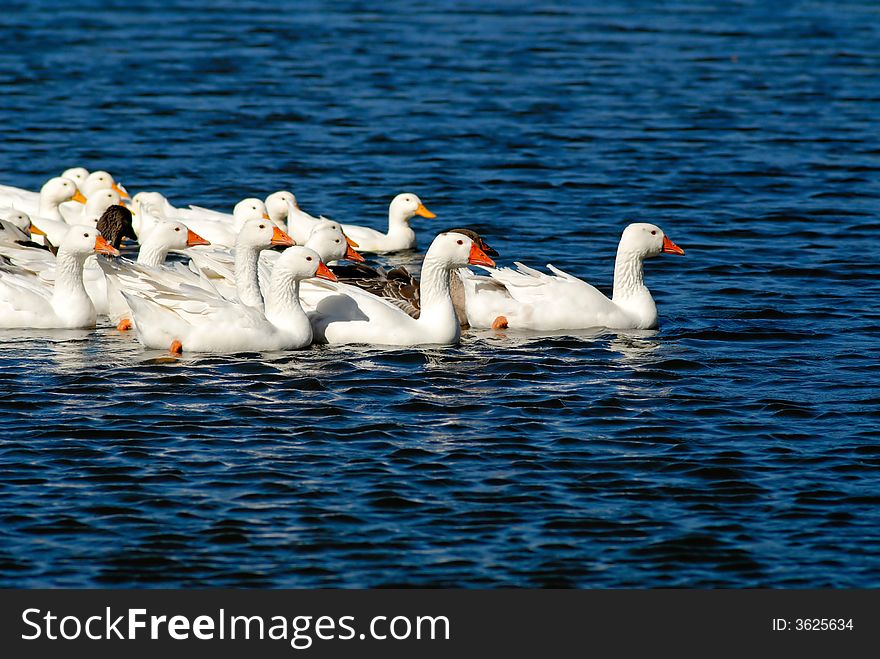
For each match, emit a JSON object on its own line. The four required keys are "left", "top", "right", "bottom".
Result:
{"left": 123, "top": 246, "right": 334, "bottom": 354}
{"left": 461, "top": 222, "right": 685, "bottom": 331}
{"left": 306, "top": 231, "right": 495, "bottom": 346}
{"left": 0, "top": 226, "right": 118, "bottom": 329}
{"left": 339, "top": 193, "right": 436, "bottom": 253}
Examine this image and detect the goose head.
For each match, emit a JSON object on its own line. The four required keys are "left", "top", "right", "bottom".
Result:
{"left": 148, "top": 220, "right": 210, "bottom": 250}
{"left": 59, "top": 225, "right": 120, "bottom": 260}
{"left": 0, "top": 218, "right": 30, "bottom": 243}
{"left": 265, "top": 191, "right": 297, "bottom": 225}
{"left": 274, "top": 246, "right": 337, "bottom": 282}
{"left": 233, "top": 198, "right": 270, "bottom": 222}
{"left": 96, "top": 205, "right": 138, "bottom": 248}
{"left": 61, "top": 167, "right": 89, "bottom": 190}
{"left": 82, "top": 170, "right": 129, "bottom": 199}
{"left": 235, "top": 218, "right": 295, "bottom": 252}
{"left": 82, "top": 188, "right": 121, "bottom": 224}
{"left": 428, "top": 231, "right": 496, "bottom": 269}
{"left": 131, "top": 191, "right": 165, "bottom": 211}
{"left": 445, "top": 227, "right": 498, "bottom": 257}
{"left": 619, "top": 223, "right": 685, "bottom": 258}
{"left": 130, "top": 191, "right": 173, "bottom": 220}
{"left": 304, "top": 217, "right": 360, "bottom": 251}
{"left": 389, "top": 193, "right": 436, "bottom": 226}
{"left": 1, "top": 209, "right": 32, "bottom": 234}
{"left": 305, "top": 222, "right": 365, "bottom": 263}
{"left": 41, "top": 177, "right": 86, "bottom": 207}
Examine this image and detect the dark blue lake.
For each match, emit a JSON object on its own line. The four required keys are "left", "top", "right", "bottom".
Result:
{"left": 0, "top": 0, "right": 878, "bottom": 587}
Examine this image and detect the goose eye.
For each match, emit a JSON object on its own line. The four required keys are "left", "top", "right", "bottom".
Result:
{"left": 174, "top": 227, "right": 181, "bottom": 232}
{"left": 83, "top": 232, "right": 89, "bottom": 238}
{"left": 306, "top": 256, "right": 312, "bottom": 261}
{"left": 651, "top": 230, "right": 657, "bottom": 235}
{"left": 335, "top": 239, "right": 340, "bottom": 243}
{"left": 456, "top": 239, "right": 463, "bottom": 245}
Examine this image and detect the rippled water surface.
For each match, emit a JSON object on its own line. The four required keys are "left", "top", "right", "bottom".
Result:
{"left": 1, "top": 0, "right": 879, "bottom": 587}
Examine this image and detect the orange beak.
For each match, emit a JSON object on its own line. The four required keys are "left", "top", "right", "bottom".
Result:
{"left": 30, "top": 225, "right": 47, "bottom": 237}
{"left": 95, "top": 235, "right": 120, "bottom": 257}
{"left": 315, "top": 261, "right": 337, "bottom": 282}
{"left": 344, "top": 234, "right": 359, "bottom": 248}
{"left": 468, "top": 242, "right": 496, "bottom": 267}
{"left": 262, "top": 212, "right": 271, "bottom": 220}
{"left": 111, "top": 182, "right": 130, "bottom": 199}
{"left": 71, "top": 190, "right": 87, "bottom": 204}
{"left": 271, "top": 226, "right": 296, "bottom": 247}
{"left": 344, "top": 243, "right": 365, "bottom": 262}
{"left": 415, "top": 202, "right": 436, "bottom": 219}
{"left": 662, "top": 235, "right": 685, "bottom": 255}
{"left": 186, "top": 229, "right": 210, "bottom": 247}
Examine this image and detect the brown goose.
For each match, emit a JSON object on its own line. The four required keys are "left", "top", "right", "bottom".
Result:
{"left": 331, "top": 228, "right": 498, "bottom": 327}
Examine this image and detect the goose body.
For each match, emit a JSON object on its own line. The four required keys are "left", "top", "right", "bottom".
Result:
{"left": 306, "top": 231, "right": 495, "bottom": 346}
{"left": 101, "top": 220, "right": 211, "bottom": 325}
{"left": 462, "top": 223, "right": 685, "bottom": 331}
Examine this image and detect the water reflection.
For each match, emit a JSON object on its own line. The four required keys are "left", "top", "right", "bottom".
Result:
{"left": 609, "top": 332, "right": 661, "bottom": 364}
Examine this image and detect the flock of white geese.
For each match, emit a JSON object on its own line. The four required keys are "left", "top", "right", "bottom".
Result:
{"left": 0, "top": 168, "right": 685, "bottom": 353}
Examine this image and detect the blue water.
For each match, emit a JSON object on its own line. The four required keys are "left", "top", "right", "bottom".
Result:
{"left": 1, "top": 0, "right": 879, "bottom": 587}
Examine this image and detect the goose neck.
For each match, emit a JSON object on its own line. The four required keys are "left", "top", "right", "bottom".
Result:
{"left": 136, "top": 239, "right": 171, "bottom": 268}
{"left": 612, "top": 247, "right": 648, "bottom": 301}
{"left": 418, "top": 256, "right": 454, "bottom": 316}
{"left": 265, "top": 277, "right": 312, "bottom": 342}
{"left": 235, "top": 246, "right": 264, "bottom": 310}
{"left": 51, "top": 249, "right": 91, "bottom": 309}
{"left": 612, "top": 246, "right": 658, "bottom": 327}
{"left": 39, "top": 198, "right": 63, "bottom": 222}
{"left": 387, "top": 208, "right": 414, "bottom": 234}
